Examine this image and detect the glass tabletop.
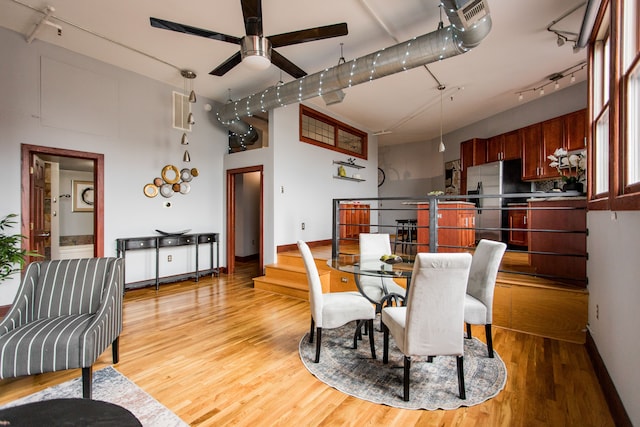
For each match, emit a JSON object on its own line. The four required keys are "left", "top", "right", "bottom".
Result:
{"left": 327, "top": 254, "right": 415, "bottom": 279}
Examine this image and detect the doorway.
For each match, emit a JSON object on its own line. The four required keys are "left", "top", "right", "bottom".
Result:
{"left": 226, "top": 166, "right": 263, "bottom": 275}
{"left": 21, "top": 144, "right": 104, "bottom": 262}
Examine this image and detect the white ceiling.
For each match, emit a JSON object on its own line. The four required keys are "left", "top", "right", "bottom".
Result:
{"left": 0, "top": 0, "right": 589, "bottom": 147}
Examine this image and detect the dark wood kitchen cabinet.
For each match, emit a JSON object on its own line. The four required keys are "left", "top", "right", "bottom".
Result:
{"left": 487, "top": 129, "right": 521, "bottom": 162}
{"left": 564, "top": 109, "right": 587, "bottom": 151}
{"left": 507, "top": 205, "right": 528, "bottom": 247}
{"left": 527, "top": 198, "right": 587, "bottom": 286}
{"left": 416, "top": 202, "right": 476, "bottom": 252}
{"left": 460, "top": 138, "right": 487, "bottom": 194}
{"left": 522, "top": 120, "right": 559, "bottom": 180}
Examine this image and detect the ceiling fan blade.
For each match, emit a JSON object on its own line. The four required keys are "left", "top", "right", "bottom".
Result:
{"left": 150, "top": 17, "right": 241, "bottom": 44}
{"left": 210, "top": 52, "right": 243, "bottom": 76}
{"left": 241, "top": 0, "right": 263, "bottom": 36}
{"left": 269, "top": 23, "right": 348, "bottom": 48}
{"left": 271, "top": 50, "right": 307, "bottom": 79}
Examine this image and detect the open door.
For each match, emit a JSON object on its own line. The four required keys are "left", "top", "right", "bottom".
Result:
{"left": 226, "top": 166, "right": 263, "bottom": 275}
{"left": 21, "top": 144, "right": 104, "bottom": 264}
{"left": 29, "top": 155, "right": 48, "bottom": 260}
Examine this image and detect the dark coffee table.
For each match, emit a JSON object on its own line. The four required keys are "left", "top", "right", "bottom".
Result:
{"left": 0, "top": 398, "right": 141, "bottom": 426}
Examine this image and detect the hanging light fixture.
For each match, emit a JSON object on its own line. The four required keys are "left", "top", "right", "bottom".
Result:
{"left": 181, "top": 70, "right": 197, "bottom": 103}
{"left": 181, "top": 133, "right": 188, "bottom": 145}
{"left": 187, "top": 112, "right": 195, "bottom": 125}
{"left": 183, "top": 150, "right": 191, "bottom": 162}
{"left": 438, "top": 85, "right": 446, "bottom": 153}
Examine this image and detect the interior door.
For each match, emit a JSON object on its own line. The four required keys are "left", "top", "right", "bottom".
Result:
{"left": 29, "top": 155, "right": 48, "bottom": 260}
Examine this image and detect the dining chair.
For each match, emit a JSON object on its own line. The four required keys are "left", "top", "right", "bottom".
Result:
{"left": 357, "top": 233, "right": 407, "bottom": 318}
{"left": 464, "top": 239, "right": 507, "bottom": 358}
{"left": 297, "top": 240, "right": 376, "bottom": 363}
{"left": 382, "top": 252, "right": 472, "bottom": 401}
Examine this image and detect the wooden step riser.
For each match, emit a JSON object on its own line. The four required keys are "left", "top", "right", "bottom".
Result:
{"left": 264, "top": 267, "right": 309, "bottom": 283}
{"left": 253, "top": 280, "right": 310, "bottom": 300}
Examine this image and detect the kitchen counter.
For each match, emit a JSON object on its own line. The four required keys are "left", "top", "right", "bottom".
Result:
{"left": 527, "top": 194, "right": 586, "bottom": 202}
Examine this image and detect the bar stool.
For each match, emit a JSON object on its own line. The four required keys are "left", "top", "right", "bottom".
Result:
{"left": 393, "top": 219, "right": 415, "bottom": 254}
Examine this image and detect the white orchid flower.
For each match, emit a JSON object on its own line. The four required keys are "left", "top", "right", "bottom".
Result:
{"left": 549, "top": 161, "right": 559, "bottom": 168}
{"left": 568, "top": 154, "right": 580, "bottom": 167}
{"left": 548, "top": 154, "right": 558, "bottom": 161}
{"left": 561, "top": 157, "right": 570, "bottom": 166}
{"left": 578, "top": 156, "right": 587, "bottom": 171}
{"left": 554, "top": 148, "right": 568, "bottom": 157}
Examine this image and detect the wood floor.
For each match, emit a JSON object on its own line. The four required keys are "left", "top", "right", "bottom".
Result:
{"left": 0, "top": 260, "right": 614, "bottom": 426}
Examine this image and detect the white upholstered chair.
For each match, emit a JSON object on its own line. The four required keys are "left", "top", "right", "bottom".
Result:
{"left": 464, "top": 239, "right": 507, "bottom": 358}
{"left": 382, "top": 252, "right": 472, "bottom": 401}
{"left": 297, "top": 241, "right": 376, "bottom": 363}
{"left": 357, "top": 233, "right": 407, "bottom": 314}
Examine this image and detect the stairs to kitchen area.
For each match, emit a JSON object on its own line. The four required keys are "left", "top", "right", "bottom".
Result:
{"left": 252, "top": 249, "right": 331, "bottom": 300}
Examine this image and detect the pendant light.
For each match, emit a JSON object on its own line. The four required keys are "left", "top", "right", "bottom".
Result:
{"left": 181, "top": 70, "right": 197, "bottom": 103}
{"left": 438, "top": 84, "right": 446, "bottom": 153}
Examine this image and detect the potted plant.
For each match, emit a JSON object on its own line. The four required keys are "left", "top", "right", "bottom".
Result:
{"left": 0, "top": 214, "right": 40, "bottom": 283}
{"left": 547, "top": 148, "right": 587, "bottom": 193}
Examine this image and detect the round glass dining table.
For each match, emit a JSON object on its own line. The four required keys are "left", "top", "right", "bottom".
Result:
{"left": 327, "top": 254, "right": 415, "bottom": 281}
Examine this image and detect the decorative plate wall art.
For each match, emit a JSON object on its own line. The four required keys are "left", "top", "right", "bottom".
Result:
{"left": 144, "top": 165, "right": 199, "bottom": 198}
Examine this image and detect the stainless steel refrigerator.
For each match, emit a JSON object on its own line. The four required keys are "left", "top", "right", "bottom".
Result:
{"left": 466, "top": 159, "right": 531, "bottom": 242}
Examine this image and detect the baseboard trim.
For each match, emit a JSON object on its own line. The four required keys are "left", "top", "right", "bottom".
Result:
{"left": 278, "top": 239, "right": 332, "bottom": 253}
{"left": 585, "top": 330, "right": 632, "bottom": 426}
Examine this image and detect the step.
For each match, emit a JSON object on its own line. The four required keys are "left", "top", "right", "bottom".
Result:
{"left": 253, "top": 276, "right": 309, "bottom": 300}
{"left": 253, "top": 265, "right": 331, "bottom": 299}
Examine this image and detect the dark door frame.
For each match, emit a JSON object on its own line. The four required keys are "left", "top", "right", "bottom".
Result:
{"left": 21, "top": 144, "right": 104, "bottom": 260}
{"left": 226, "top": 165, "right": 263, "bottom": 275}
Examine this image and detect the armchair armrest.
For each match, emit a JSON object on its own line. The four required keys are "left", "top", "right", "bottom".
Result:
{"left": 0, "top": 262, "right": 41, "bottom": 334}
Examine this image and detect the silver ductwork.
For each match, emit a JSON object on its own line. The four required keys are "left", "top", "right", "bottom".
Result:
{"left": 219, "top": 0, "right": 491, "bottom": 148}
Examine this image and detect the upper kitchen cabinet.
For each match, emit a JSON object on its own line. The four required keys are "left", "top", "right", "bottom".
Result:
{"left": 460, "top": 138, "right": 487, "bottom": 193}
{"left": 521, "top": 110, "right": 587, "bottom": 181}
{"left": 487, "top": 130, "right": 521, "bottom": 162}
{"left": 564, "top": 109, "right": 587, "bottom": 151}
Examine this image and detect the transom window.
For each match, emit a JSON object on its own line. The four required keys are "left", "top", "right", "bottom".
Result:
{"left": 299, "top": 104, "right": 368, "bottom": 159}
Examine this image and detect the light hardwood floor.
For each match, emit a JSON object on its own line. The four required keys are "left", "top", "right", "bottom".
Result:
{"left": 0, "top": 260, "right": 614, "bottom": 426}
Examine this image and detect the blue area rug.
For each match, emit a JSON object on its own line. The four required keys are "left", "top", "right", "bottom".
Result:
{"left": 0, "top": 366, "right": 187, "bottom": 427}
{"left": 299, "top": 324, "right": 507, "bottom": 410}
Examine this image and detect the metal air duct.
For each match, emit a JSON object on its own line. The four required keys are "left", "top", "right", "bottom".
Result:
{"left": 219, "top": 0, "right": 492, "bottom": 146}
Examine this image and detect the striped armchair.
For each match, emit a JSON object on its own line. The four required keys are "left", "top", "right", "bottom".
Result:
{"left": 0, "top": 257, "right": 124, "bottom": 399}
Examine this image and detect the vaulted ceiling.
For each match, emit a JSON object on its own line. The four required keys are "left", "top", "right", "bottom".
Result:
{"left": 0, "top": 0, "right": 589, "bottom": 146}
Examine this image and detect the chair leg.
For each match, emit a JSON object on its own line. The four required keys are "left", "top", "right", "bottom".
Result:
{"left": 367, "top": 319, "right": 376, "bottom": 360}
{"left": 485, "top": 324, "right": 494, "bottom": 358}
{"left": 112, "top": 336, "right": 119, "bottom": 364}
{"left": 309, "top": 317, "right": 315, "bottom": 343}
{"left": 457, "top": 355, "right": 466, "bottom": 400}
{"left": 82, "top": 366, "right": 92, "bottom": 399}
{"left": 314, "top": 327, "right": 322, "bottom": 363}
{"left": 466, "top": 323, "right": 472, "bottom": 339}
{"left": 382, "top": 322, "right": 389, "bottom": 364}
{"left": 353, "top": 320, "right": 365, "bottom": 349}
{"left": 403, "top": 356, "right": 411, "bottom": 401}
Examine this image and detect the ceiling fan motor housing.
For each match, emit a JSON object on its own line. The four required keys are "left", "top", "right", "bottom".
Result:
{"left": 241, "top": 35, "right": 272, "bottom": 68}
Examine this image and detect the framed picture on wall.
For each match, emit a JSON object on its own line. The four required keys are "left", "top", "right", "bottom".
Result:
{"left": 445, "top": 159, "right": 461, "bottom": 196}
{"left": 72, "top": 180, "right": 94, "bottom": 212}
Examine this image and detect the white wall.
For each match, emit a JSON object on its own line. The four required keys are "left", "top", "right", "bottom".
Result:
{"left": 272, "top": 103, "right": 379, "bottom": 249}
{"left": 0, "top": 27, "right": 227, "bottom": 302}
{"left": 58, "top": 170, "right": 93, "bottom": 237}
{"left": 587, "top": 211, "right": 640, "bottom": 424}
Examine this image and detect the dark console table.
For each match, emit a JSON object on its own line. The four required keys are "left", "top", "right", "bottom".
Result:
{"left": 116, "top": 232, "right": 219, "bottom": 290}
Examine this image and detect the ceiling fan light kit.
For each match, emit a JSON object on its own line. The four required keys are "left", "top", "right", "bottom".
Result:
{"left": 241, "top": 35, "right": 272, "bottom": 70}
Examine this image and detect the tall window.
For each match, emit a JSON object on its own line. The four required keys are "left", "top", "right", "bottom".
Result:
{"left": 588, "top": 0, "right": 640, "bottom": 209}
{"left": 622, "top": 0, "right": 640, "bottom": 191}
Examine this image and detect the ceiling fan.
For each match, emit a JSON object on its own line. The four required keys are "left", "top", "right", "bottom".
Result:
{"left": 150, "top": 0, "right": 348, "bottom": 78}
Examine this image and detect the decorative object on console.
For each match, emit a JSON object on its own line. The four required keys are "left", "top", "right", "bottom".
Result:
{"left": 143, "top": 165, "right": 199, "bottom": 198}
{"left": 547, "top": 148, "right": 586, "bottom": 192}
